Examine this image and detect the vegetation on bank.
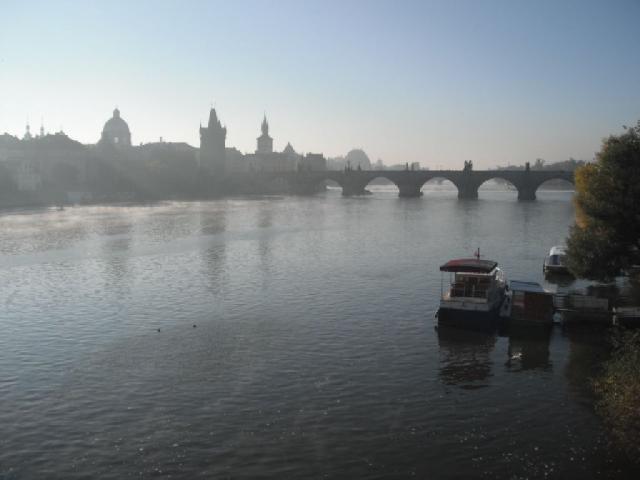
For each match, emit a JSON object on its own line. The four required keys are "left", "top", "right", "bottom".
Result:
{"left": 593, "top": 330, "right": 640, "bottom": 463}
{"left": 565, "top": 121, "right": 640, "bottom": 462}
{"left": 567, "top": 121, "right": 640, "bottom": 281}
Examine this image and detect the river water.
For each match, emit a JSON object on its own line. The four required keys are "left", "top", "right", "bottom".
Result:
{"left": 0, "top": 188, "right": 636, "bottom": 479}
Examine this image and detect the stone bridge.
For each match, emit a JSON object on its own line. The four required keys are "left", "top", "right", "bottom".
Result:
{"left": 256, "top": 168, "right": 574, "bottom": 200}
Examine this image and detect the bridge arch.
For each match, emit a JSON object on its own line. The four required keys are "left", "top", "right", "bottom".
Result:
{"left": 478, "top": 174, "right": 518, "bottom": 190}
{"left": 324, "top": 178, "right": 342, "bottom": 189}
{"left": 363, "top": 175, "right": 400, "bottom": 193}
{"left": 419, "top": 176, "right": 460, "bottom": 195}
{"left": 477, "top": 175, "right": 519, "bottom": 192}
{"left": 532, "top": 175, "right": 575, "bottom": 192}
{"left": 319, "top": 173, "right": 346, "bottom": 189}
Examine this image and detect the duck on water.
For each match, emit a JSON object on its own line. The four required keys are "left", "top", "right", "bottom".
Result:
{"left": 436, "top": 255, "right": 507, "bottom": 329}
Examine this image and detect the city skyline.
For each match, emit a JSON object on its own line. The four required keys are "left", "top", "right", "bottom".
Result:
{"left": 1, "top": 0, "right": 639, "bottom": 167}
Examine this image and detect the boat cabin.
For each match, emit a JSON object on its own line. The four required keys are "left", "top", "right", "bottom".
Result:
{"left": 437, "top": 257, "right": 507, "bottom": 327}
{"left": 544, "top": 245, "right": 570, "bottom": 274}
{"left": 508, "top": 280, "right": 554, "bottom": 325}
{"left": 439, "top": 259, "right": 504, "bottom": 302}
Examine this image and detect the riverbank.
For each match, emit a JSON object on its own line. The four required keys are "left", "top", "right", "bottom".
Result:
{"left": 593, "top": 329, "right": 640, "bottom": 464}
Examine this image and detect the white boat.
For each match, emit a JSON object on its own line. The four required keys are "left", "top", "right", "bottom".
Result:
{"left": 543, "top": 246, "right": 570, "bottom": 275}
{"left": 437, "top": 258, "right": 507, "bottom": 329}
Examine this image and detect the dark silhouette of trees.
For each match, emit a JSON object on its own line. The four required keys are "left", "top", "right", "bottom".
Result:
{"left": 567, "top": 121, "right": 640, "bottom": 280}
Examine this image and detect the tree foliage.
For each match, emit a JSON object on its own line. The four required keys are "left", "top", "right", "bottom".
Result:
{"left": 567, "top": 121, "right": 640, "bottom": 280}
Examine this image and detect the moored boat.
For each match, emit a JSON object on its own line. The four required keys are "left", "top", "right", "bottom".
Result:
{"left": 500, "top": 280, "right": 554, "bottom": 325}
{"left": 437, "top": 257, "right": 506, "bottom": 329}
{"left": 543, "top": 246, "right": 570, "bottom": 275}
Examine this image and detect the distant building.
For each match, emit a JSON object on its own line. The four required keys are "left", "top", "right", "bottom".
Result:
{"left": 194, "top": 108, "right": 325, "bottom": 175}
{"left": 243, "top": 117, "right": 299, "bottom": 172}
{"left": 99, "top": 108, "right": 132, "bottom": 147}
{"left": 299, "top": 153, "right": 327, "bottom": 172}
{"left": 199, "top": 108, "right": 226, "bottom": 175}
{"left": 327, "top": 148, "right": 371, "bottom": 170}
{"left": 225, "top": 146, "right": 249, "bottom": 173}
{"left": 15, "top": 156, "right": 43, "bottom": 191}
{"left": 22, "top": 123, "right": 33, "bottom": 141}
{"left": 256, "top": 115, "right": 273, "bottom": 154}
{"left": 2, "top": 105, "right": 326, "bottom": 201}
{"left": 345, "top": 149, "right": 371, "bottom": 169}
{"left": 0, "top": 128, "right": 88, "bottom": 192}
{"left": 137, "top": 140, "right": 197, "bottom": 160}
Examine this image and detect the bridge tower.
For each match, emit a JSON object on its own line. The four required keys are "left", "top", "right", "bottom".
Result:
{"left": 200, "top": 108, "right": 227, "bottom": 176}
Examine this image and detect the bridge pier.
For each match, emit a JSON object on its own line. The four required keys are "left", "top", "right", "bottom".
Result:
{"left": 339, "top": 173, "right": 371, "bottom": 196}
{"left": 457, "top": 184, "right": 479, "bottom": 200}
{"left": 397, "top": 183, "right": 423, "bottom": 197}
{"left": 517, "top": 186, "right": 536, "bottom": 201}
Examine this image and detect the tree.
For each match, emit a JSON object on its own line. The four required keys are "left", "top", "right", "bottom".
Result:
{"left": 566, "top": 121, "right": 640, "bottom": 280}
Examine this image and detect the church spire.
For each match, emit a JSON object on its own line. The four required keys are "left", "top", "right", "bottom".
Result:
{"left": 261, "top": 114, "right": 269, "bottom": 136}
{"left": 208, "top": 108, "right": 219, "bottom": 128}
{"left": 23, "top": 122, "right": 33, "bottom": 140}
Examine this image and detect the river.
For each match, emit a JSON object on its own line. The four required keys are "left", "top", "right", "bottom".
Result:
{"left": 0, "top": 187, "right": 636, "bottom": 478}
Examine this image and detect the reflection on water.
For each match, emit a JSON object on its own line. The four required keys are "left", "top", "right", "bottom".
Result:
{"left": 564, "top": 325, "right": 610, "bottom": 397}
{"left": 437, "top": 324, "right": 553, "bottom": 384}
{"left": 1, "top": 192, "right": 639, "bottom": 479}
{"left": 437, "top": 326, "right": 497, "bottom": 389}
{"left": 99, "top": 215, "right": 133, "bottom": 295}
{"left": 504, "top": 325, "right": 552, "bottom": 372}
{"left": 199, "top": 204, "right": 228, "bottom": 297}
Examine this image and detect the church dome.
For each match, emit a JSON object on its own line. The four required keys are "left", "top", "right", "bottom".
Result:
{"left": 283, "top": 142, "right": 296, "bottom": 155}
{"left": 100, "top": 108, "right": 131, "bottom": 147}
{"left": 345, "top": 148, "right": 371, "bottom": 169}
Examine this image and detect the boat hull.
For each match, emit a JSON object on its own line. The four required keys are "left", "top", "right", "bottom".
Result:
{"left": 437, "top": 303, "right": 503, "bottom": 330}
{"left": 543, "top": 264, "right": 571, "bottom": 275}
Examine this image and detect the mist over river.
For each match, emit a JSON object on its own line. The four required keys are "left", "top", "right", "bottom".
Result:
{"left": 1, "top": 188, "right": 636, "bottom": 479}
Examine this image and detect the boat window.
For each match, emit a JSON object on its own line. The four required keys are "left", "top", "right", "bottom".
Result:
{"left": 449, "top": 274, "right": 490, "bottom": 298}
{"left": 549, "top": 254, "right": 567, "bottom": 266}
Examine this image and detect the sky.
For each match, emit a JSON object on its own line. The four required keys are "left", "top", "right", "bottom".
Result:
{"left": 1, "top": 0, "right": 639, "bottom": 168}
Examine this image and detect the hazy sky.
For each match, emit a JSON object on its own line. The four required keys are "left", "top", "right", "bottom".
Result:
{"left": 1, "top": 0, "right": 639, "bottom": 167}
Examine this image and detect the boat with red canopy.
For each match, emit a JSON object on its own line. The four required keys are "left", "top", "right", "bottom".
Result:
{"left": 437, "top": 256, "right": 506, "bottom": 328}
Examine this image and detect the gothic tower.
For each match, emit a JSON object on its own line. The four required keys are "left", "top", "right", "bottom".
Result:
{"left": 256, "top": 115, "right": 273, "bottom": 154}
{"left": 199, "top": 108, "right": 227, "bottom": 175}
